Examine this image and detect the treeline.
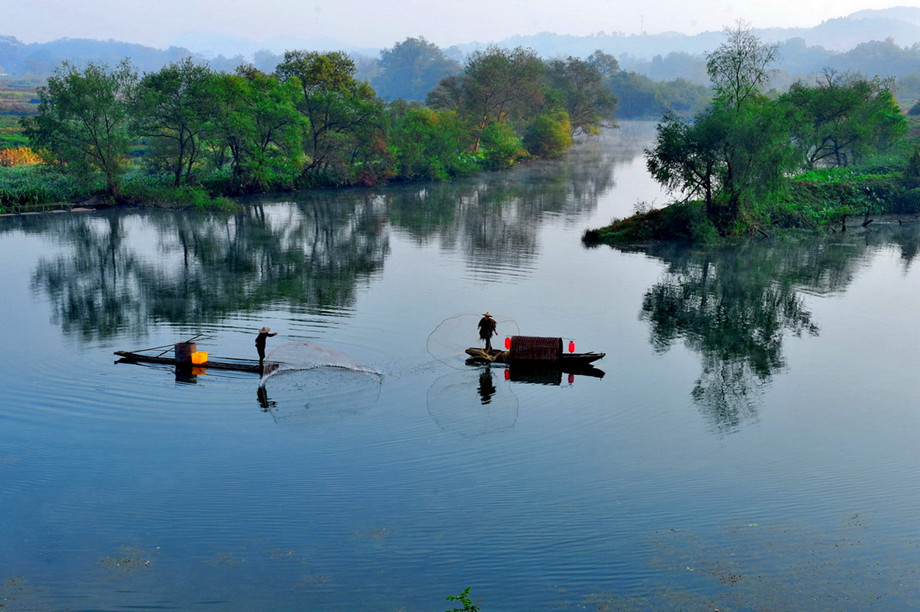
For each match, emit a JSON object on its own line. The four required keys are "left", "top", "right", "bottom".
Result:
{"left": 16, "top": 46, "right": 618, "bottom": 205}
{"left": 588, "top": 26, "right": 916, "bottom": 243}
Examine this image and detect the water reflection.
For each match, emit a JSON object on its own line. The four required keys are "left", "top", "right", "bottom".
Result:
{"left": 427, "top": 369, "right": 519, "bottom": 436}
{"left": 3, "top": 132, "right": 622, "bottom": 341}
{"left": 10, "top": 201, "right": 389, "bottom": 341}
{"left": 478, "top": 367, "right": 497, "bottom": 404}
{"left": 625, "top": 227, "right": 918, "bottom": 432}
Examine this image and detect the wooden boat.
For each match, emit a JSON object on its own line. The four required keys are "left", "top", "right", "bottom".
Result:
{"left": 114, "top": 349, "right": 264, "bottom": 374}
{"left": 465, "top": 335, "right": 605, "bottom": 371}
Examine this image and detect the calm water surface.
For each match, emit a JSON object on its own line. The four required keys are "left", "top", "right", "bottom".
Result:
{"left": 1, "top": 123, "right": 919, "bottom": 610}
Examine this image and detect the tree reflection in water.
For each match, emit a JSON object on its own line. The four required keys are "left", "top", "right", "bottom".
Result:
{"left": 630, "top": 227, "right": 920, "bottom": 433}
{"left": 11, "top": 131, "right": 619, "bottom": 342}
{"left": 18, "top": 199, "right": 390, "bottom": 341}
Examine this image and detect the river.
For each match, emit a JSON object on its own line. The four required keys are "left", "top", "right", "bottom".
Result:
{"left": 1, "top": 122, "right": 918, "bottom": 610}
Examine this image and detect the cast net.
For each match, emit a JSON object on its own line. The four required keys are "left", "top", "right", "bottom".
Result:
{"left": 427, "top": 369, "right": 519, "bottom": 437}
{"left": 426, "top": 313, "right": 519, "bottom": 369}
{"left": 257, "top": 341, "right": 383, "bottom": 427}
{"left": 261, "top": 341, "right": 382, "bottom": 384}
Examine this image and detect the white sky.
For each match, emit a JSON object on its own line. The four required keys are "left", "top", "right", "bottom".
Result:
{"left": 3, "top": 0, "right": 910, "bottom": 51}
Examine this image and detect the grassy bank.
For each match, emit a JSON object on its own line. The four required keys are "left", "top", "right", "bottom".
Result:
{"left": 586, "top": 119, "right": 920, "bottom": 246}
{"left": 0, "top": 165, "right": 239, "bottom": 214}
{"left": 585, "top": 170, "right": 920, "bottom": 247}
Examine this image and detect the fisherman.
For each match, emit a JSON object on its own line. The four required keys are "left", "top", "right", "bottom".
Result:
{"left": 255, "top": 326, "right": 278, "bottom": 373}
{"left": 477, "top": 312, "right": 497, "bottom": 351}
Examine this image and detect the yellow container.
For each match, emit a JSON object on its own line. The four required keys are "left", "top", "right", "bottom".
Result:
{"left": 191, "top": 351, "right": 208, "bottom": 365}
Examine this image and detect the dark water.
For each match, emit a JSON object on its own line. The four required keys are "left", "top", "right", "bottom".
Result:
{"left": 1, "top": 123, "right": 919, "bottom": 610}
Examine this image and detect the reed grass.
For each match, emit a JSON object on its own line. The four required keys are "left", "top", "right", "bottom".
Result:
{"left": 0, "top": 165, "right": 96, "bottom": 213}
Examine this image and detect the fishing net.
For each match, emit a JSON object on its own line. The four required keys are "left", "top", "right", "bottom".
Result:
{"left": 427, "top": 369, "right": 519, "bottom": 437}
{"left": 426, "top": 313, "right": 519, "bottom": 369}
{"left": 257, "top": 341, "right": 383, "bottom": 427}
{"left": 261, "top": 341, "right": 381, "bottom": 383}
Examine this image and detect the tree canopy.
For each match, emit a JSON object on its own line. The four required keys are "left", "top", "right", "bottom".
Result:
{"left": 373, "top": 37, "right": 462, "bottom": 102}
{"left": 23, "top": 59, "right": 137, "bottom": 197}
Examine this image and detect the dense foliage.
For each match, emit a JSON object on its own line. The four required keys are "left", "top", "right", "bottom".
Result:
{"left": 590, "top": 25, "right": 915, "bottom": 243}
{"left": 2, "top": 44, "right": 618, "bottom": 211}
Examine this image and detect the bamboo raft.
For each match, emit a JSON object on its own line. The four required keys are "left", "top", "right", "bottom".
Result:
{"left": 114, "top": 350, "right": 263, "bottom": 373}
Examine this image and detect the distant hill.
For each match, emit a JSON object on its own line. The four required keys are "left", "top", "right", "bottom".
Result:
{"left": 453, "top": 7, "right": 920, "bottom": 57}
{"left": 0, "top": 36, "right": 197, "bottom": 79}
{"left": 0, "top": 7, "right": 918, "bottom": 82}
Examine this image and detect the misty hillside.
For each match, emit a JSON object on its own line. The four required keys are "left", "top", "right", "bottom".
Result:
{"left": 0, "top": 6, "right": 918, "bottom": 84}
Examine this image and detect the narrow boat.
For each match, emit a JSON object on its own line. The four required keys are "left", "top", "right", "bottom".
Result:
{"left": 115, "top": 340, "right": 266, "bottom": 374}
{"left": 114, "top": 350, "right": 264, "bottom": 373}
{"left": 464, "top": 335, "right": 605, "bottom": 370}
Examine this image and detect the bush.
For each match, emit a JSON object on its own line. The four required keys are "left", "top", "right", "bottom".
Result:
{"left": 389, "top": 108, "right": 476, "bottom": 181}
{"left": 478, "top": 122, "right": 527, "bottom": 170}
{"left": 0, "top": 146, "right": 40, "bottom": 166}
{"left": 584, "top": 201, "right": 720, "bottom": 245}
{"left": 123, "top": 179, "right": 237, "bottom": 210}
{"left": 895, "top": 187, "right": 920, "bottom": 214}
{"left": 523, "top": 110, "right": 573, "bottom": 158}
{"left": 0, "top": 165, "right": 94, "bottom": 211}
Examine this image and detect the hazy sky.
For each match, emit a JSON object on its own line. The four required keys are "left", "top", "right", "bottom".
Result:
{"left": 4, "top": 0, "right": 908, "bottom": 51}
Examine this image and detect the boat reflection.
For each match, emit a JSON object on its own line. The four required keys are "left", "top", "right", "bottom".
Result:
{"left": 467, "top": 360, "right": 606, "bottom": 386}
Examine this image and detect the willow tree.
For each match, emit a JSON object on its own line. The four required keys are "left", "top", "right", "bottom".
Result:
{"left": 706, "top": 21, "right": 779, "bottom": 112}
{"left": 646, "top": 24, "right": 795, "bottom": 231}
{"left": 208, "top": 66, "right": 305, "bottom": 193}
{"left": 545, "top": 56, "right": 618, "bottom": 137}
{"left": 781, "top": 71, "right": 908, "bottom": 169}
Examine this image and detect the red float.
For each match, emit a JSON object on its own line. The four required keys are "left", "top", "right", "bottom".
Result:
{"left": 568, "top": 340, "right": 575, "bottom": 353}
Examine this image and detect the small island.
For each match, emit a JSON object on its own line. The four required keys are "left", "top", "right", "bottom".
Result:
{"left": 585, "top": 25, "right": 920, "bottom": 245}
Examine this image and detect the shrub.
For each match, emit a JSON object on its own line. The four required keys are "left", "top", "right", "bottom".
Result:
{"left": 0, "top": 146, "right": 42, "bottom": 167}
{"left": 895, "top": 187, "right": 920, "bottom": 214}
{"left": 523, "top": 110, "right": 573, "bottom": 158}
{"left": 123, "top": 180, "right": 237, "bottom": 210}
{"left": 478, "top": 122, "right": 527, "bottom": 170}
{"left": 0, "top": 165, "right": 94, "bottom": 211}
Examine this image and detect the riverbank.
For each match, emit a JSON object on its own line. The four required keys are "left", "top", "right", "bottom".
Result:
{"left": 585, "top": 167, "right": 920, "bottom": 246}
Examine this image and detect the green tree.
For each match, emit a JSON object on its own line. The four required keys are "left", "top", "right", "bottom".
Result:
{"left": 781, "top": 71, "right": 908, "bottom": 169}
{"left": 718, "top": 96, "right": 796, "bottom": 219}
{"left": 706, "top": 21, "right": 779, "bottom": 111}
{"left": 544, "top": 56, "right": 617, "bottom": 137}
{"left": 275, "top": 50, "right": 385, "bottom": 185}
{"left": 132, "top": 57, "right": 218, "bottom": 187}
{"left": 387, "top": 105, "right": 474, "bottom": 180}
{"left": 523, "top": 109, "right": 573, "bottom": 158}
{"left": 645, "top": 109, "right": 726, "bottom": 212}
{"left": 647, "top": 24, "right": 795, "bottom": 230}
{"left": 23, "top": 59, "right": 137, "bottom": 197}
{"left": 646, "top": 100, "right": 795, "bottom": 228}
{"left": 207, "top": 65, "right": 304, "bottom": 193}
{"left": 586, "top": 50, "right": 620, "bottom": 79}
{"left": 428, "top": 46, "right": 545, "bottom": 149}
{"left": 374, "top": 37, "right": 462, "bottom": 101}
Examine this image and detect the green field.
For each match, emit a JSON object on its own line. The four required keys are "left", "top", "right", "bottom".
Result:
{"left": 0, "top": 83, "right": 38, "bottom": 150}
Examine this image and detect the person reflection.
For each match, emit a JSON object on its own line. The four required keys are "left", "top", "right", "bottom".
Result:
{"left": 257, "top": 385, "right": 276, "bottom": 411}
{"left": 478, "top": 367, "right": 497, "bottom": 405}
